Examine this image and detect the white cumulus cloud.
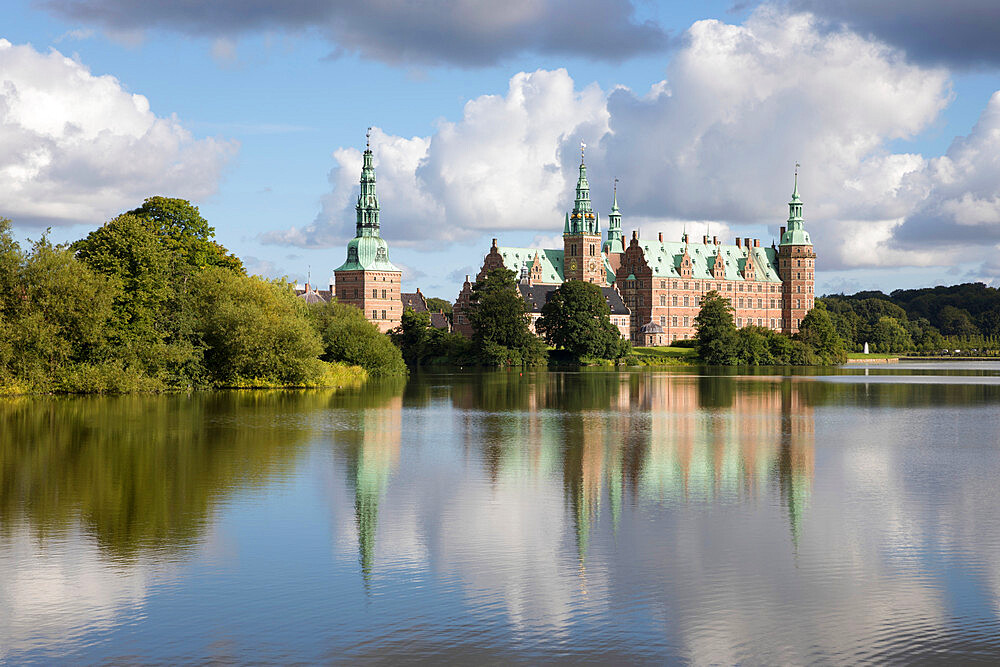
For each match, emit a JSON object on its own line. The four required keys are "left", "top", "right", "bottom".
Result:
{"left": 0, "top": 39, "right": 237, "bottom": 227}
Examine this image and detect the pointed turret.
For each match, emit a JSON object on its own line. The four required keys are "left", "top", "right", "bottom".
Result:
{"left": 780, "top": 165, "right": 810, "bottom": 246}
{"left": 778, "top": 164, "right": 815, "bottom": 335}
{"left": 603, "top": 177, "right": 624, "bottom": 255}
{"left": 356, "top": 129, "right": 380, "bottom": 238}
{"left": 563, "top": 142, "right": 605, "bottom": 284}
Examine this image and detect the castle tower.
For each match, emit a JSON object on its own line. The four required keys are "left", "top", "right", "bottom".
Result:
{"left": 563, "top": 143, "right": 605, "bottom": 285}
{"left": 334, "top": 129, "right": 403, "bottom": 333}
{"left": 778, "top": 166, "right": 815, "bottom": 334}
{"left": 602, "top": 178, "right": 625, "bottom": 277}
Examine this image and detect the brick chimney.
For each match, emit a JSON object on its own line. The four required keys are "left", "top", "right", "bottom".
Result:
{"left": 736, "top": 238, "right": 742, "bottom": 248}
{"left": 658, "top": 232, "right": 663, "bottom": 242}
{"left": 703, "top": 235, "right": 709, "bottom": 244}
{"left": 753, "top": 239, "right": 759, "bottom": 248}
{"left": 744, "top": 237, "right": 751, "bottom": 250}
{"left": 713, "top": 236, "right": 719, "bottom": 245}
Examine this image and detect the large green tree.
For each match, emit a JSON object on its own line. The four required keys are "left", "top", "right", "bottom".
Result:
{"left": 870, "top": 316, "right": 914, "bottom": 353}
{"left": 536, "top": 280, "right": 629, "bottom": 361}
{"left": 695, "top": 290, "right": 738, "bottom": 365}
{"left": 795, "top": 303, "right": 847, "bottom": 364}
{"left": 128, "top": 196, "right": 243, "bottom": 274}
{"left": 467, "top": 268, "right": 546, "bottom": 367}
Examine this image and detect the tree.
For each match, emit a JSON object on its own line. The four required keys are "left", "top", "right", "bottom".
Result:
{"left": 390, "top": 307, "right": 472, "bottom": 366}
{"left": 128, "top": 196, "right": 243, "bottom": 273}
{"left": 695, "top": 290, "right": 738, "bottom": 365}
{"left": 425, "top": 297, "right": 453, "bottom": 323}
{"left": 938, "top": 305, "right": 979, "bottom": 337}
{"left": 191, "top": 268, "right": 325, "bottom": 386}
{"left": 308, "top": 300, "right": 407, "bottom": 377}
{"left": 536, "top": 280, "right": 628, "bottom": 361}
{"left": 467, "top": 268, "right": 546, "bottom": 367}
{"left": 870, "top": 316, "right": 913, "bottom": 353}
{"left": 796, "top": 304, "right": 847, "bottom": 364}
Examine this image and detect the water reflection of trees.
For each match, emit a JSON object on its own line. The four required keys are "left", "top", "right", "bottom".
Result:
{"left": 0, "top": 391, "right": 342, "bottom": 559}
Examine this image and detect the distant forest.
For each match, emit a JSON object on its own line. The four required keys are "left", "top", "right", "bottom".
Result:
{"left": 819, "top": 283, "right": 1000, "bottom": 353}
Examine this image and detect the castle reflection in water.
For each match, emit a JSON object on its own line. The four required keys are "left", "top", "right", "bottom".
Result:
{"left": 340, "top": 372, "right": 816, "bottom": 579}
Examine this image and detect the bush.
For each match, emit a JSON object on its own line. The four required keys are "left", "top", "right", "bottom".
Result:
{"left": 308, "top": 301, "right": 407, "bottom": 377}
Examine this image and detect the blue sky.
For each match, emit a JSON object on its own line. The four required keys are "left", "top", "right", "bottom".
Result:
{"left": 4, "top": 0, "right": 1000, "bottom": 299}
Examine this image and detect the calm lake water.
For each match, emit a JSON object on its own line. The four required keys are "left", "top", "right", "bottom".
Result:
{"left": 3, "top": 363, "right": 1000, "bottom": 664}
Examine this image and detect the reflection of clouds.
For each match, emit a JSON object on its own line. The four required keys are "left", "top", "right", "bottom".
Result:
{"left": 0, "top": 527, "right": 148, "bottom": 661}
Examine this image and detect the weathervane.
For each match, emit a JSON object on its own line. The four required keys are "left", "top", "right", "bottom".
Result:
{"left": 580, "top": 141, "right": 586, "bottom": 163}
{"left": 795, "top": 161, "right": 800, "bottom": 176}
{"left": 366, "top": 126, "right": 372, "bottom": 148}
{"left": 613, "top": 177, "right": 618, "bottom": 196}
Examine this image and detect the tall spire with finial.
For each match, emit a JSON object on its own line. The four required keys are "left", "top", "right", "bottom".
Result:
{"left": 605, "top": 177, "right": 624, "bottom": 253}
{"left": 356, "top": 127, "right": 380, "bottom": 238}
{"left": 780, "top": 162, "right": 811, "bottom": 246}
{"left": 570, "top": 141, "right": 596, "bottom": 234}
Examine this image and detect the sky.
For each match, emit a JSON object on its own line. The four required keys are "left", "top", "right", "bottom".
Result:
{"left": 3, "top": 0, "right": 1000, "bottom": 299}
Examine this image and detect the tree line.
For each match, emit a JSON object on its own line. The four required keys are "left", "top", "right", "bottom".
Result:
{"left": 0, "top": 197, "right": 405, "bottom": 394}
{"left": 821, "top": 282, "right": 1000, "bottom": 353}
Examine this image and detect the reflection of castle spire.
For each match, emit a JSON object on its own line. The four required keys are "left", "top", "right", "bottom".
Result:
{"left": 342, "top": 400, "right": 402, "bottom": 590}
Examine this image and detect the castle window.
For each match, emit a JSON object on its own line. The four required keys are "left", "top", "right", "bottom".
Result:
{"left": 683, "top": 296, "right": 689, "bottom": 307}
{"left": 771, "top": 299, "right": 776, "bottom": 309}
{"left": 736, "top": 317, "right": 742, "bottom": 326}
{"left": 354, "top": 288, "right": 358, "bottom": 298}
{"left": 757, "top": 299, "right": 763, "bottom": 308}
{"left": 673, "top": 280, "right": 678, "bottom": 289}
{"left": 660, "top": 281, "right": 666, "bottom": 289}
{"left": 660, "top": 295, "right": 666, "bottom": 306}
{"left": 758, "top": 318, "right": 763, "bottom": 326}
{"left": 672, "top": 316, "right": 678, "bottom": 326}
{"left": 683, "top": 281, "right": 689, "bottom": 290}
{"left": 672, "top": 296, "right": 678, "bottom": 306}
{"left": 660, "top": 316, "right": 665, "bottom": 326}
{"left": 372, "top": 288, "right": 377, "bottom": 298}
{"left": 382, "top": 309, "right": 386, "bottom": 319}
{"left": 382, "top": 289, "right": 387, "bottom": 299}
{"left": 739, "top": 298, "right": 744, "bottom": 308}
{"left": 683, "top": 316, "right": 689, "bottom": 327}
{"left": 770, "top": 319, "right": 776, "bottom": 328}
{"left": 372, "top": 310, "right": 377, "bottom": 319}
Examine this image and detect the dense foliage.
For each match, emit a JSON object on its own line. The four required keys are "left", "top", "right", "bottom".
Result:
{"left": 695, "top": 291, "right": 846, "bottom": 365}
{"left": 0, "top": 199, "right": 403, "bottom": 394}
{"left": 536, "top": 280, "right": 630, "bottom": 362}
{"left": 467, "top": 268, "right": 547, "bottom": 367}
{"left": 821, "top": 282, "right": 1000, "bottom": 353}
{"left": 308, "top": 300, "right": 407, "bottom": 377}
{"left": 390, "top": 308, "right": 473, "bottom": 366}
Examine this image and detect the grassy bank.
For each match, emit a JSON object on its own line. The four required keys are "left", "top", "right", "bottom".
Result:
{"left": 628, "top": 346, "right": 700, "bottom": 366}
{"left": 0, "top": 361, "right": 368, "bottom": 396}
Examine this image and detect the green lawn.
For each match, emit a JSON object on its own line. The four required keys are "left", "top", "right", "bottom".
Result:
{"left": 846, "top": 352, "right": 900, "bottom": 360}
{"left": 630, "top": 346, "right": 699, "bottom": 365}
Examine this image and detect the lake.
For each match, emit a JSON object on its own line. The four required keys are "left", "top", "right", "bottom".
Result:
{"left": 3, "top": 363, "right": 1000, "bottom": 663}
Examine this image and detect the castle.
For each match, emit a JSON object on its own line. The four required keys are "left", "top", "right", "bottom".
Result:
{"left": 453, "top": 148, "right": 815, "bottom": 345}
{"left": 320, "top": 135, "right": 815, "bottom": 346}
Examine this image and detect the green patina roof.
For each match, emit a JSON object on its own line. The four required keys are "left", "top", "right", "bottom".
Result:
{"left": 335, "top": 236, "right": 400, "bottom": 272}
{"left": 635, "top": 240, "right": 782, "bottom": 283}
{"left": 603, "top": 254, "right": 616, "bottom": 284}
{"left": 780, "top": 228, "right": 811, "bottom": 245}
{"left": 497, "top": 246, "right": 564, "bottom": 283}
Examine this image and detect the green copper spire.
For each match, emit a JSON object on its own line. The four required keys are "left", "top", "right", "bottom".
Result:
{"left": 603, "top": 177, "right": 624, "bottom": 254}
{"left": 356, "top": 127, "right": 380, "bottom": 238}
{"left": 336, "top": 129, "right": 400, "bottom": 273}
{"left": 780, "top": 163, "right": 812, "bottom": 246}
{"left": 567, "top": 141, "right": 598, "bottom": 236}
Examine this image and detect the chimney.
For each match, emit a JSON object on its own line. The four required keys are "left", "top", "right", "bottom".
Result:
{"left": 780, "top": 226, "right": 786, "bottom": 238}
{"left": 658, "top": 232, "right": 663, "bottom": 242}
{"left": 632, "top": 230, "right": 638, "bottom": 240}
{"left": 416, "top": 287, "right": 422, "bottom": 294}
{"left": 305, "top": 282, "right": 310, "bottom": 292}
{"left": 465, "top": 274, "right": 470, "bottom": 283}
{"left": 713, "top": 236, "right": 718, "bottom": 245}
{"left": 744, "top": 237, "right": 751, "bottom": 250}
{"left": 703, "top": 235, "right": 709, "bottom": 244}
{"left": 491, "top": 238, "right": 498, "bottom": 249}
{"left": 736, "top": 238, "right": 742, "bottom": 248}
{"left": 754, "top": 239, "right": 759, "bottom": 248}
